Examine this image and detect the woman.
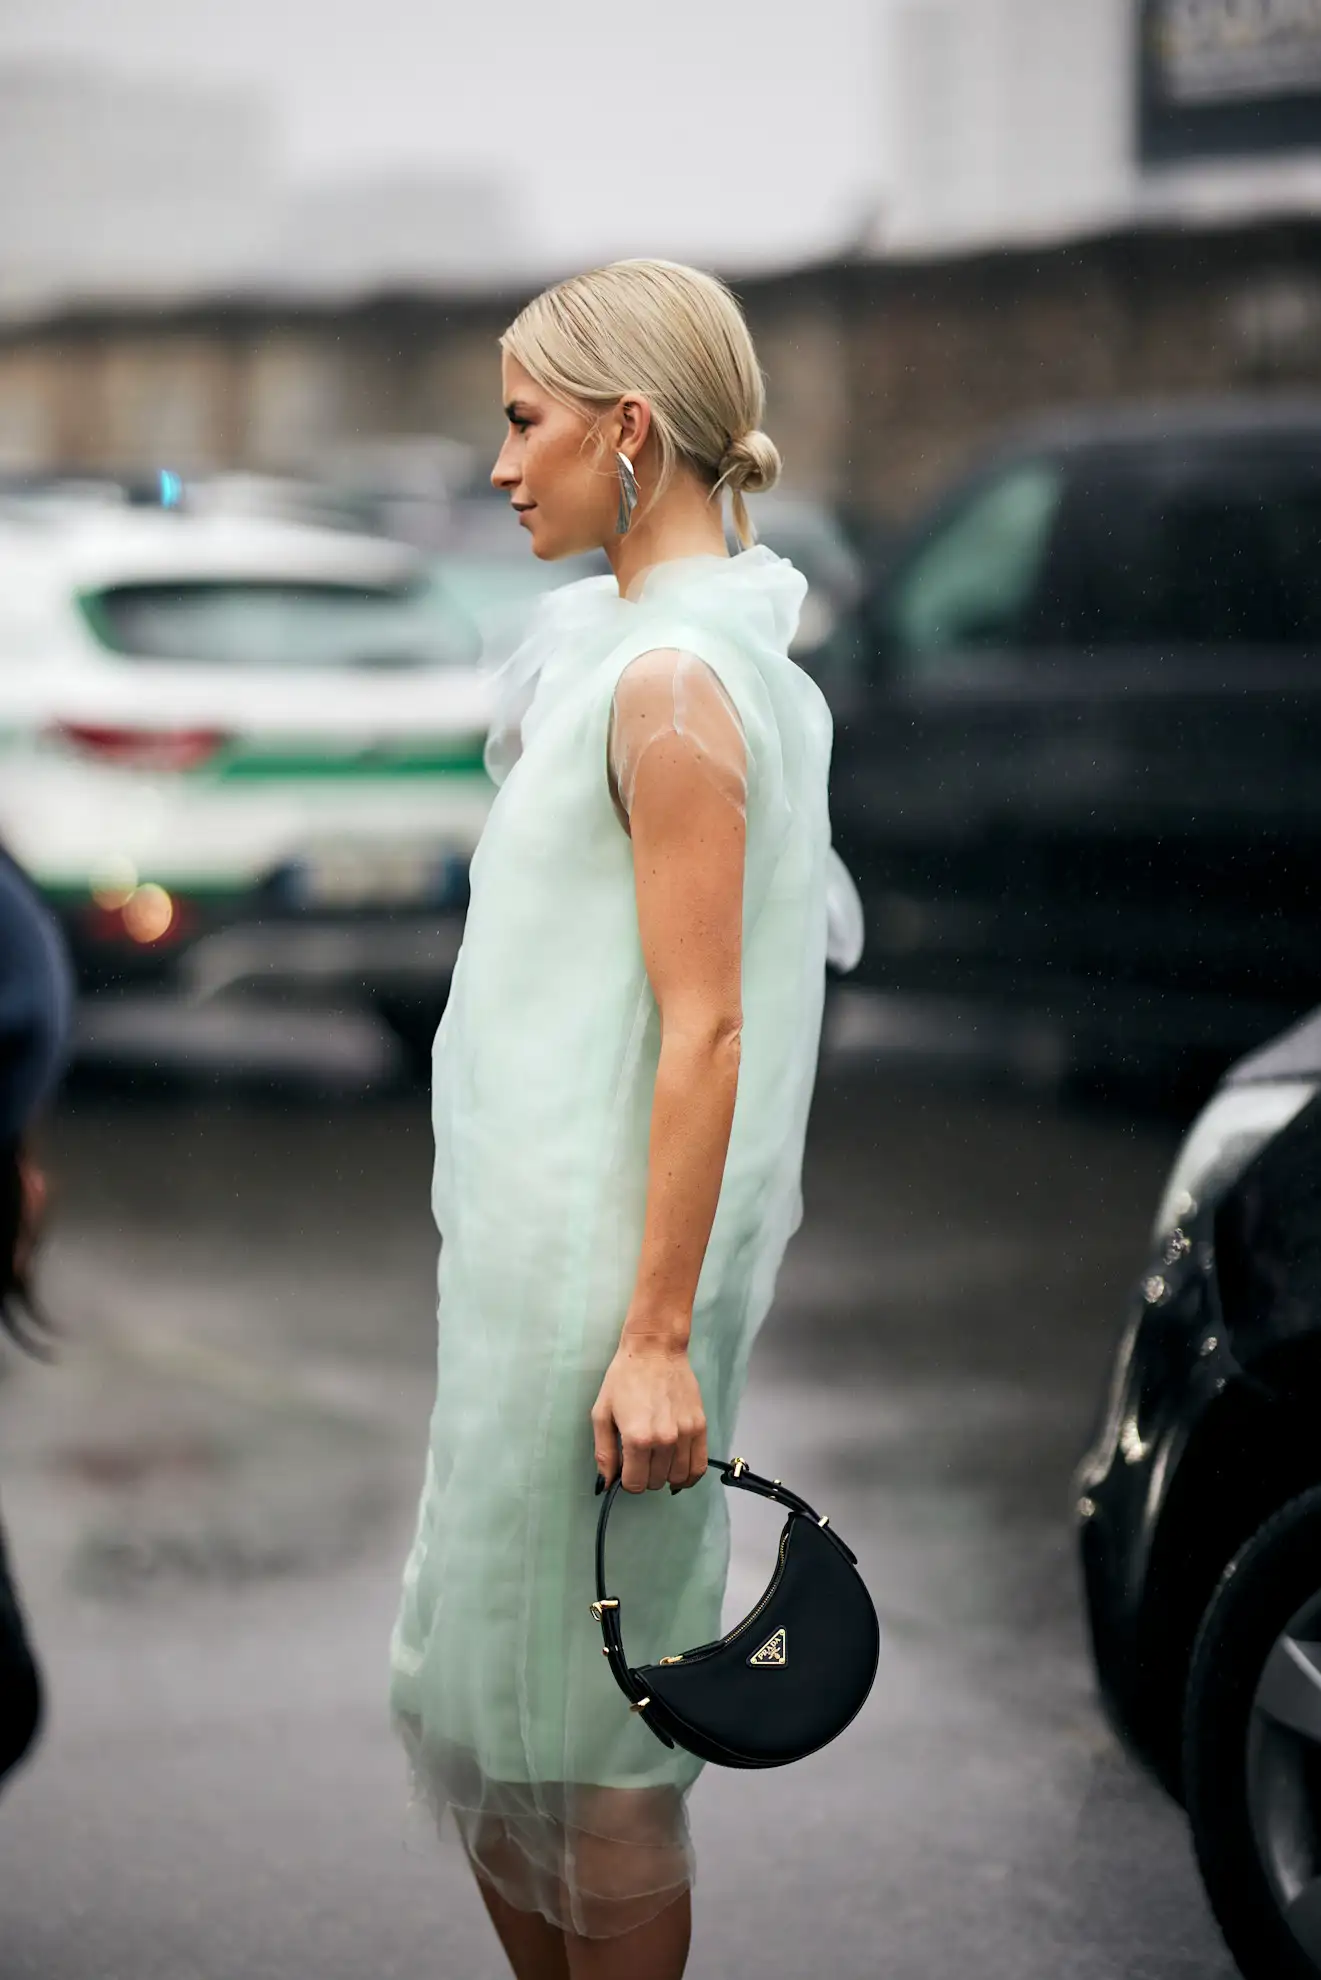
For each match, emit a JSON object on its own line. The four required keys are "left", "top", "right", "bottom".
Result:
{"left": 389, "top": 259, "right": 862, "bottom": 1980}
{"left": 0, "top": 849, "right": 74, "bottom": 1793}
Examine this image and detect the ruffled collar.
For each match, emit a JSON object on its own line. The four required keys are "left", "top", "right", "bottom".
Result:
{"left": 483, "top": 545, "right": 807, "bottom": 785}
{"left": 620, "top": 545, "right": 806, "bottom": 652}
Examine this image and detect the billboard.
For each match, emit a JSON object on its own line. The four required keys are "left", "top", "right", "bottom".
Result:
{"left": 1139, "top": 0, "right": 1321, "bottom": 162}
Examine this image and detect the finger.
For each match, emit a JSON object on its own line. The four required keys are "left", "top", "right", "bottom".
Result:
{"left": 592, "top": 1414, "right": 619, "bottom": 1488}
{"left": 621, "top": 1438, "right": 649, "bottom": 1494}
{"left": 668, "top": 1432, "right": 692, "bottom": 1492}
{"left": 648, "top": 1439, "right": 673, "bottom": 1492}
{"left": 687, "top": 1422, "right": 709, "bottom": 1489}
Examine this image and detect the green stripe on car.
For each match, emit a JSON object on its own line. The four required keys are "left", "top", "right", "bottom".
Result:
{"left": 215, "top": 747, "right": 490, "bottom": 780}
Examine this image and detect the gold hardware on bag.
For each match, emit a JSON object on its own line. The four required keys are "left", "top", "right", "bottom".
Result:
{"left": 730, "top": 1456, "right": 749, "bottom": 1477}
{"left": 749, "top": 1627, "right": 787, "bottom": 1668}
{"left": 590, "top": 1599, "right": 619, "bottom": 1621}
{"left": 630, "top": 1696, "right": 652, "bottom": 1713}
{"left": 818, "top": 1515, "right": 830, "bottom": 1529}
{"left": 659, "top": 1655, "right": 684, "bottom": 1665}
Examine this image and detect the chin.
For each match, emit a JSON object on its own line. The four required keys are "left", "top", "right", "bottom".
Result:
{"left": 524, "top": 514, "right": 600, "bottom": 562}
{"left": 530, "top": 535, "right": 582, "bottom": 563}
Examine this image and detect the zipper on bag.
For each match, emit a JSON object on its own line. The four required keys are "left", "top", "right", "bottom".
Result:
{"left": 653, "top": 1522, "right": 793, "bottom": 1668}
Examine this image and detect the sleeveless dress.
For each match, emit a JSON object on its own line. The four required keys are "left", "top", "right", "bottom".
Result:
{"left": 388, "top": 546, "right": 863, "bottom": 1940}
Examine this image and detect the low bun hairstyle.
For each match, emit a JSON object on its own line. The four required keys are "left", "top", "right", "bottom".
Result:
{"left": 501, "top": 258, "right": 781, "bottom": 549}
{"left": 714, "top": 426, "right": 780, "bottom": 498}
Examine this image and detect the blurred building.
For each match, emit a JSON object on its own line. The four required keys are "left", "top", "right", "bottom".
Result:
{"left": 878, "top": 0, "right": 1321, "bottom": 253}
{"left": 4, "top": 6, "right": 1321, "bottom": 520}
{"left": 0, "top": 63, "right": 278, "bottom": 313}
{"left": 880, "top": 0, "right": 1131, "bottom": 252}
{"left": 0, "top": 62, "right": 521, "bottom": 315}
{"left": 272, "top": 176, "right": 524, "bottom": 296}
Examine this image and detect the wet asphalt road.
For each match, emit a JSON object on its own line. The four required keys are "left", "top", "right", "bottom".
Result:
{"left": 0, "top": 1003, "right": 1240, "bottom": 1980}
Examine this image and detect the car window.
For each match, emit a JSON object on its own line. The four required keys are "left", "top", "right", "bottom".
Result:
{"left": 78, "top": 577, "right": 483, "bottom": 670}
{"left": 1064, "top": 458, "right": 1321, "bottom": 648}
{"left": 884, "top": 460, "right": 1063, "bottom": 664}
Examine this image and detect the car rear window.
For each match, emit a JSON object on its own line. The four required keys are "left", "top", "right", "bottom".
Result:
{"left": 884, "top": 459, "right": 1064, "bottom": 664}
{"left": 79, "top": 577, "right": 483, "bottom": 669}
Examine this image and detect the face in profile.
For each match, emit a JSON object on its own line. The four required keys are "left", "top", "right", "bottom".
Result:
{"left": 491, "top": 355, "right": 620, "bottom": 560}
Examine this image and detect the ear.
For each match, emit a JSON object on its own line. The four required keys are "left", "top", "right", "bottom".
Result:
{"left": 616, "top": 395, "right": 652, "bottom": 462}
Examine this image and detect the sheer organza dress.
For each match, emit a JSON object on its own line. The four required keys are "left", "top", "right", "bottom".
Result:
{"left": 388, "top": 546, "right": 863, "bottom": 1939}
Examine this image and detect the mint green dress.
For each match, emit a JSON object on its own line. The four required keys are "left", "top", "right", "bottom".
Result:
{"left": 388, "top": 547, "right": 861, "bottom": 1939}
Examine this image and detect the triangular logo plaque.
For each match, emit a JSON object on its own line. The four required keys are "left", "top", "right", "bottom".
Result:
{"left": 748, "top": 1626, "right": 787, "bottom": 1668}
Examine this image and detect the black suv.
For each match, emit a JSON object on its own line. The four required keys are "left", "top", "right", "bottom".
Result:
{"left": 831, "top": 397, "right": 1321, "bottom": 1075}
{"left": 1077, "top": 1005, "right": 1321, "bottom": 1979}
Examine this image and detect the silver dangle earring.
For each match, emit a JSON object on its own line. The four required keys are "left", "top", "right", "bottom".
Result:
{"left": 615, "top": 451, "right": 639, "bottom": 534}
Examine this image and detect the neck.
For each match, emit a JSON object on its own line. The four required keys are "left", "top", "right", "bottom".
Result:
{"left": 605, "top": 471, "right": 729, "bottom": 597}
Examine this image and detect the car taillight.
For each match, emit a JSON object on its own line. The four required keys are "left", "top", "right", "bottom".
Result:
{"left": 85, "top": 884, "right": 190, "bottom": 948}
{"left": 50, "top": 723, "right": 228, "bottom": 771}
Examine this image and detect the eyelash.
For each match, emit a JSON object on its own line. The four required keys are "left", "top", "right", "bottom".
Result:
{"left": 510, "top": 417, "right": 531, "bottom": 434}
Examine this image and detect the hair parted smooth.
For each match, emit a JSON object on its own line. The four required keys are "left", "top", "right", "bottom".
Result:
{"left": 500, "top": 258, "right": 781, "bottom": 549}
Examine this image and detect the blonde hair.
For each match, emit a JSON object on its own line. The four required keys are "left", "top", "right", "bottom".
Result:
{"left": 500, "top": 258, "right": 781, "bottom": 549}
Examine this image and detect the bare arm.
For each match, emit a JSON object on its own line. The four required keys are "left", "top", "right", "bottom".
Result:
{"left": 591, "top": 653, "right": 747, "bottom": 1494}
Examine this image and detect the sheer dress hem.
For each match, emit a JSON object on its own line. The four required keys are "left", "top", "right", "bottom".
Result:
{"left": 395, "top": 1714, "right": 695, "bottom": 1939}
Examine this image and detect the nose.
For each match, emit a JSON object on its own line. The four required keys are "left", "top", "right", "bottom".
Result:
{"left": 491, "top": 435, "right": 519, "bottom": 491}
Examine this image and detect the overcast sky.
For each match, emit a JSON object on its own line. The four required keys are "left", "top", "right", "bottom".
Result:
{"left": 0, "top": 0, "right": 886, "bottom": 276}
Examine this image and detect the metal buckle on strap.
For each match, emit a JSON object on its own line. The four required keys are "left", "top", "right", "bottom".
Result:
{"left": 590, "top": 1598, "right": 619, "bottom": 1622}
{"left": 730, "top": 1456, "right": 749, "bottom": 1478}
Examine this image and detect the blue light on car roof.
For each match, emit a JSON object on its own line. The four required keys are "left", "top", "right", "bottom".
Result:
{"left": 157, "top": 469, "right": 183, "bottom": 510}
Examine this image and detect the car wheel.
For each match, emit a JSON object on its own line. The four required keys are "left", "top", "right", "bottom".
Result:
{"left": 1185, "top": 1485, "right": 1321, "bottom": 1980}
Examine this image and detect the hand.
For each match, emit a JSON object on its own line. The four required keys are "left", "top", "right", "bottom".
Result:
{"left": 591, "top": 1336, "right": 708, "bottom": 1494}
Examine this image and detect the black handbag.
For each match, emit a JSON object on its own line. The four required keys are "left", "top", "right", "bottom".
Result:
{"left": 591, "top": 1455, "right": 880, "bottom": 1769}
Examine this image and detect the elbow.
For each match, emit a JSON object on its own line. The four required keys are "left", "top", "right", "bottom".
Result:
{"left": 662, "top": 1005, "right": 743, "bottom": 1061}
{"left": 710, "top": 1012, "right": 743, "bottom": 1071}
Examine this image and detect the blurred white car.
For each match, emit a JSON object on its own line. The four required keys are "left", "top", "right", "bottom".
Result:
{"left": 0, "top": 499, "right": 501, "bottom": 1056}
